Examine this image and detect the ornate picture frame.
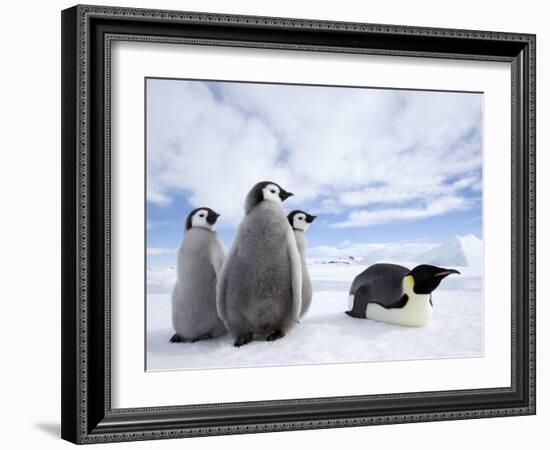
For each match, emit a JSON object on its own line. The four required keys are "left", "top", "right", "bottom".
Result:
{"left": 61, "top": 4, "right": 535, "bottom": 444}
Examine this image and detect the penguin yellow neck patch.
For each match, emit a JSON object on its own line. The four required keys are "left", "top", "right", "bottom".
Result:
{"left": 402, "top": 275, "right": 415, "bottom": 297}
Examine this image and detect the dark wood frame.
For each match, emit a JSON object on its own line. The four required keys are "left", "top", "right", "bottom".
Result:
{"left": 61, "top": 4, "right": 536, "bottom": 444}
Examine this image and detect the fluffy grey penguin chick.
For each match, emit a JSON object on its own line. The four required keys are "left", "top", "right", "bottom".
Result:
{"left": 287, "top": 210, "right": 317, "bottom": 317}
{"left": 217, "top": 181, "right": 302, "bottom": 347}
{"left": 345, "top": 263, "right": 459, "bottom": 327}
{"left": 170, "top": 207, "right": 227, "bottom": 343}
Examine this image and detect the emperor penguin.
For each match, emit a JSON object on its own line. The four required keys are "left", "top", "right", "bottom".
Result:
{"left": 170, "top": 207, "right": 227, "bottom": 343}
{"left": 345, "top": 263, "right": 460, "bottom": 327}
{"left": 216, "top": 181, "right": 302, "bottom": 347}
{"left": 287, "top": 210, "right": 317, "bottom": 317}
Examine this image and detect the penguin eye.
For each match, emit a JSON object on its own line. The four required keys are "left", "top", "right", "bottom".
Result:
{"left": 270, "top": 189, "right": 276, "bottom": 194}
{"left": 199, "top": 214, "right": 205, "bottom": 218}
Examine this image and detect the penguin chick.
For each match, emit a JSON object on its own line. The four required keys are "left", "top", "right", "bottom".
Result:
{"left": 345, "top": 263, "right": 460, "bottom": 327}
{"left": 217, "top": 181, "right": 302, "bottom": 347}
{"left": 170, "top": 207, "right": 227, "bottom": 343}
{"left": 287, "top": 210, "right": 317, "bottom": 317}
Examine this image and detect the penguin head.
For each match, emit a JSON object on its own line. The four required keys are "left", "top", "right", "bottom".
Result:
{"left": 287, "top": 210, "right": 317, "bottom": 231}
{"left": 244, "top": 181, "right": 293, "bottom": 213}
{"left": 407, "top": 265, "right": 460, "bottom": 294}
{"left": 185, "top": 207, "right": 220, "bottom": 231}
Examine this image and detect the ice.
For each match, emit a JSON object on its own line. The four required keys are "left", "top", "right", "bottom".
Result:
{"left": 307, "top": 234, "right": 483, "bottom": 268}
{"left": 417, "top": 234, "right": 483, "bottom": 268}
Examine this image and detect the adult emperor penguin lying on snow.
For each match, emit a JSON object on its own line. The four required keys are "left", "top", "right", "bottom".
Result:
{"left": 217, "top": 181, "right": 302, "bottom": 347}
{"left": 170, "top": 208, "right": 226, "bottom": 343}
{"left": 345, "top": 263, "right": 459, "bottom": 327}
{"left": 287, "top": 210, "right": 316, "bottom": 317}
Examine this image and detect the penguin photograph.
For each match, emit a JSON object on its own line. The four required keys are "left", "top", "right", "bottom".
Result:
{"left": 145, "top": 76, "right": 484, "bottom": 371}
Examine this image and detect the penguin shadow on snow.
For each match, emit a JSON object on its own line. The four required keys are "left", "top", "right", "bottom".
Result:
{"left": 149, "top": 327, "right": 230, "bottom": 356}
{"left": 303, "top": 309, "right": 404, "bottom": 340}
{"left": 152, "top": 324, "right": 302, "bottom": 362}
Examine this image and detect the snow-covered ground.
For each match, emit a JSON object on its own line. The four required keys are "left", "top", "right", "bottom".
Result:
{"left": 146, "top": 236, "right": 483, "bottom": 371}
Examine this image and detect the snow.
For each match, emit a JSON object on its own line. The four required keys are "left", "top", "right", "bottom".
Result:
{"left": 146, "top": 265, "right": 177, "bottom": 294}
{"left": 146, "top": 258, "right": 483, "bottom": 371}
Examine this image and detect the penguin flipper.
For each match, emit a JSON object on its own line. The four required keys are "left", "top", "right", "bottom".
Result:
{"left": 216, "top": 224, "right": 242, "bottom": 322}
{"left": 345, "top": 286, "right": 369, "bottom": 319}
{"left": 286, "top": 226, "right": 303, "bottom": 321}
{"left": 211, "top": 236, "right": 226, "bottom": 276}
{"left": 215, "top": 271, "right": 228, "bottom": 323}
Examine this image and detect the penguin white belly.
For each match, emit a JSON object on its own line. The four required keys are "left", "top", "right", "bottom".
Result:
{"left": 366, "top": 294, "right": 432, "bottom": 327}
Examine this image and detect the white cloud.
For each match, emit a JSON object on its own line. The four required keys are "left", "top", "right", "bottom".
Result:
{"left": 332, "top": 195, "right": 472, "bottom": 228}
{"left": 147, "top": 80, "right": 290, "bottom": 225}
{"left": 147, "top": 80, "right": 482, "bottom": 227}
{"left": 338, "top": 175, "right": 479, "bottom": 208}
{"left": 147, "top": 247, "right": 177, "bottom": 256}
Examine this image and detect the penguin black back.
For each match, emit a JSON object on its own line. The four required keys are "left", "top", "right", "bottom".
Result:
{"left": 348, "top": 263, "right": 410, "bottom": 316}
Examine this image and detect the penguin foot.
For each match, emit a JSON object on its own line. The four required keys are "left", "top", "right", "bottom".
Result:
{"left": 345, "top": 310, "right": 362, "bottom": 319}
{"left": 266, "top": 330, "right": 285, "bottom": 342}
{"left": 191, "top": 333, "right": 213, "bottom": 343}
{"left": 234, "top": 333, "right": 253, "bottom": 347}
{"left": 169, "top": 333, "right": 189, "bottom": 343}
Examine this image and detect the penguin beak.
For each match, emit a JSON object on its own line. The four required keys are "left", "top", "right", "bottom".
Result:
{"left": 433, "top": 269, "right": 460, "bottom": 278}
{"left": 206, "top": 211, "right": 220, "bottom": 225}
{"left": 306, "top": 215, "right": 317, "bottom": 223}
{"left": 280, "top": 191, "right": 294, "bottom": 201}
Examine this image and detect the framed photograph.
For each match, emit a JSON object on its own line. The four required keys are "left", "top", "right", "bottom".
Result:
{"left": 61, "top": 4, "right": 536, "bottom": 444}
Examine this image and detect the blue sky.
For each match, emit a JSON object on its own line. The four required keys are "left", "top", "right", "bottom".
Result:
{"left": 146, "top": 78, "right": 482, "bottom": 266}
